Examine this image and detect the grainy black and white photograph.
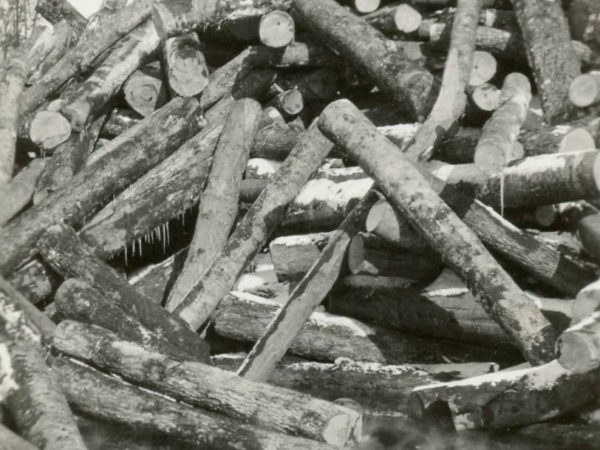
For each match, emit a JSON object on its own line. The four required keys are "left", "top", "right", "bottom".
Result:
{"left": 0, "top": 0, "right": 600, "bottom": 448}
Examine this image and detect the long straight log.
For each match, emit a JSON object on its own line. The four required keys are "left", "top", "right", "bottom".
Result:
{"left": 0, "top": 96, "right": 203, "bottom": 275}
{"left": 61, "top": 20, "right": 160, "bottom": 130}
{"left": 53, "top": 357, "right": 336, "bottom": 450}
{"left": 318, "top": 99, "right": 556, "bottom": 365}
{"left": 0, "top": 159, "right": 46, "bottom": 225}
{"left": 53, "top": 320, "right": 362, "bottom": 447}
{"left": 291, "top": 0, "right": 436, "bottom": 121}
{"left": 0, "top": 53, "right": 27, "bottom": 186}
{"left": 21, "top": 1, "right": 154, "bottom": 115}
{"left": 37, "top": 223, "right": 210, "bottom": 362}
{"left": 212, "top": 291, "right": 521, "bottom": 364}
{"left": 408, "top": 359, "right": 600, "bottom": 430}
{"left": 0, "top": 284, "right": 86, "bottom": 450}
{"left": 237, "top": 191, "right": 379, "bottom": 382}
{"left": 510, "top": 0, "right": 581, "bottom": 123}
{"left": 166, "top": 99, "right": 262, "bottom": 310}
{"left": 163, "top": 31, "right": 209, "bottom": 97}
{"left": 173, "top": 122, "right": 334, "bottom": 330}
{"left": 55, "top": 278, "right": 203, "bottom": 362}
{"left": 27, "top": 21, "right": 78, "bottom": 86}
{"left": 0, "top": 423, "right": 37, "bottom": 450}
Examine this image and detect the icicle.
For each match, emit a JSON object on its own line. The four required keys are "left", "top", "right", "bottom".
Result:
{"left": 131, "top": 241, "right": 136, "bottom": 258}
{"left": 138, "top": 238, "right": 142, "bottom": 257}
{"left": 500, "top": 171, "right": 505, "bottom": 217}
{"left": 166, "top": 222, "right": 170, "bottom": 248}
{"left": 162, "top": 224, "right": 167, "bottom": 254}
{"left": 124, "top": 244, "right": 128, "bottom": 266}
{"left": 181, "top": 209, "right": 185, "bottom": 226}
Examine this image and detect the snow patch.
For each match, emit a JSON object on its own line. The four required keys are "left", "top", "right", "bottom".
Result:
{"left": 308, "top": 311, "right": 372, "bottom": 337}
{"left": 0, "top": 343, "right": 17, "bottom": 402}
{"left": 294, "top": 178, "right": 373, "bottom": 207}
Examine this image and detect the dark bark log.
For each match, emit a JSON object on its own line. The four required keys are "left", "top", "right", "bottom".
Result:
{"left": 259, "top": 10, "right": 295, "bottom": 48}
{"left": 251, "top": 121, "right": 301, "bottom": 160}
{"left": 0, "top": 159, "right": 46, "bottom": 225}
{"left": 53, "top": 320, "right": 362, "bottom": 447}
{"left": 61, "top": 20, "right": 160, "bottom": 130}
{"left": 21, "top": 1, "right": 154, "bottom": 115}
{"left": 318, "top": 99, "right": 556, "bottom": 365}
{"left": 291, "top": 0, "right": 437, "bottom": 121}
{"left": 237, "top": 191, "right": 378, "bottom": 382}
{"left": 0, "top": 96, "right": 202, "bottom": 275}
{"left": 37, "top": 223, "right": 210, "bottom": 362}
{"left": 212, "top": 291, "right": 521, "bottom": 364}
{"left": 166, "top": 99, "right": 262, "bottom": 310}
{"left": 408, "top": 359, "right": 600, "bottom": 430}
{"left": 53, "top": 357, "right": 337, "bottom": 450}
{"left": 173, "top": 123, "right": 334, "bottom": 330}
{"left": 328, "top": 270, "right": 573, "bottom": 348}
{"left": 365, "top": 4, "right": 423, "bottom": 35}
{"left": 510, "top": 0, "right": 581, "bottom": 123}
{"left": 272, "top": 68, "right": 339, "bottom": 103}
{"left": 269, "top": 232, "right": 333, "bottom": 281}
{"left": 0, "top": 53, "right": 27, "bottom": 185}
{"left": 6, "top": 259, "right": 61, "bottom": 308}
{"left": 36, "top": 0, "right": 88, "bottom": 33}
{"left": 473, "top": 72, "right": 531, "bottom": 174}
{"left": 163, "top": 31, "right": 209, "bottom": 97}
{"left": 123, "top": 63, "right": 168, "bottom": 117}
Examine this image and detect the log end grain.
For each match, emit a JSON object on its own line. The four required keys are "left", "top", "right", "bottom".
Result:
{"left": 276, "top": 89, "right": 304, "bottom": 116}
{"left": 569, "top": 72, "right": 600, "bottom": 108}
{"left": 323, "top": 411, "right": 363, "bottom": 446}
{"left": 29, "top": 110, "right": 72, "bottom": 150}
{"left": 559, "top": 127, "right": 596, "bottom": 152}
{"left": 259, "top": 11, "right": 295, "bottom": 48}
{"left": 469, "top": 51, "right": 498, "bottom": 87}
{"left": 354, "top": 0, "right": 380, "bottom": 14}
{"left": 557, "top": 326, "right": 596, "bottom": 373}
{"left": 471, "top": 83, "right": 501, "bottom": 112}
{"left": 394, "top": 4, "right": 422, "bottom": 34}
{"left": 473, "top": 142, "right": 507, "bottom": 174}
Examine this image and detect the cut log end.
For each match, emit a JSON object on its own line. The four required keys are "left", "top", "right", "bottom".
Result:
{"left": 347, "top": 234, "right": 366, "bottom": 274}
{"left": 569, "top": 72, "right": 600, "bottom": 108}
{"left": 259, "top": 11, "right": 295, "bottom": 48}
{"left": 471, "top": 83, "right": 501, "bottom": 111}
{"left": 29, "top": 111, "right": 72, "bottom": 150}
{"left": 572, "top": 294, "right": 600, "bottom": 324}
{"left": 394, "top": 4, "right": 423, "bottom": 34}
{"left": 473, "top": 143, "right": 506, "bottom": 175}
{"left": 469, "top": 51, "right": 498, "bottom": 87}
{"left": 559, "top": 128, "right": 596, "bottom": 153}
{"left": 354, "top": 0, "right": 380, "bottom": 14}
{"left": 535, "top": 205, "right": 558, "bottom": 228}
{"left": 558, "top": 332, "right": 594, "bottom": 373}
{"left": 277, "top": 89, "right": 304, "bottom": 116}
{"left": 323, "top": 412, "right": 362, "bottom": 447}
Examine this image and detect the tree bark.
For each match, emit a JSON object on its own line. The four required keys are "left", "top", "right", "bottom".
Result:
{"left": 36, "top": 0, "right": 88, "bottom": 33}
{"left": 473, "top": 72, "right": 531, "bottom": 174}
{"left": 0, "top": 53, "right": 27, "bottom": 185}
{"left": 61, "top": 20, "right": 160, "bottom": 130}
{"left": 237, "top": 191, "right": 378, "bottom": 382}
{"left": 269, "top": 232, "right": 333, "bottom": 281}
{"left": 27, "top": 21, "right": 78, "bottom": 86}
{"left": 37, "top": 223, "right": 210, "bottom": 362}
{"left": 163, "top": 31, "right": 209, "bottom": 97}
{"left": 510, "top": 0, "right": 581, "bottom": 123}
{"left": 53, "top": 320, "right": 362, "bottom": 447}
{"left": 0, "top": 96, "right": 203, "bottom": 275}
{"left": 212, "top": 291, "right": 521, "bottom": 364}
{"left": 123, "top": 62, "right": 168, "bottom": 117}
{"left": 0, "top": 159, "right": 46, "bottom": 225}
{"left": 0, "top": 423, "right": 38, "bottom": 450}
{"left": 101, "top": 107, "right": 140, "bottom": 138}
{"left": 318, "top": 99, "right": 556, "bottom": 365}
{"left": 173, "top": 122, "right": 334, "bottom": 330}
{"left": 55, "top": 278, "right": 205, "bottom": 362}
{"left": 291, "top": 0, "right": 437, "bottom": 121}
{"left": 408, "top": 359, "right": 600, "bottom": 430}
{"left": 29, "top": 109, "right": 72, "bottom": 151}
{"left": 252, "top": 121, "right": 301, "bottom": 160}
{"left": 166, "top": 99, "right": 262, "bottom": 311}
{"left": 268, "top": 88, "right": 304, "bottom": 117}
{"left": 53, "top": 357, "right": 337, "bottom": 450}
{"left": 569, "top": 0, "right": 600, "bottom": 45}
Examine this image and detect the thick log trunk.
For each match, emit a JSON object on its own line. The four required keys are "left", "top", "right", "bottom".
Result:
{"left": 212, "top": 291, "right": 521, "bottom": 364}
{"left": 252, "top": 121, "right": 301, "bottom": 160}
{"left": 35, "top": 0, "right": 88, "bottom": 32}
{"left": 569, "top": 0, "right": 600, "bottom": 45}
{"left": 328, "top": 270, "right": 573, "bottom": 348}
{"left": 291, "top": 0, "right": 436, "bottom": 121}
{"left": 27, "top": 21, "right": 78, "bottom": 86}
{"left": 269, "top": 232, "right": 333, "bottom": 281}
{"left": 152, "top": 0, "right": 292, "bottom": 38}
{"left": 123, "top": 63, "right": 168, "bottom": 117}
{"left": 473, "top": 72, "right": 531, "bottom": 174}
{"left": 0, "top": 54, "right": 27, "bottom": 185}
{"left": 365, "top": 4, "right": 423, "bottom": 35}
{"left": 37, "top": 223, "right": 210, "bottom": 362}
{"left": 53, "top": 320, "right": 362, "bottom": 447}
{"left": 173, "top": 123, "right": 333, "bottom": 330}
{"left": 34, "top": 114, "right": 105, "bottom": 204}
{"left": 510, "top": 0, "right": 581, "bottom": 123}
{"left": 408, "top": 359, "right": 600, "bottom": 430}
{"left": 21, "top": 1, "right": 154, "bottom": 115}
{"left": 557, "top": 310, "right": 600, "bottom": 373}
{"left": 237, "top": 191, "right": 378, "bottom": 382}
{"left": 259, "top": 10, "right": 295, "bottom": 48}
{"left": 572, "top": 278, "right": 600, "bottom": 324}
{"left": 61, "top": 20, "right": 160, "bottom": 130}
{"left": 0, "top": 423, "right": 37, "bottom": 450}
{"left": 0, "top": 96, "right": 203, "bottom": 275}
{"left": 0, "top": 283, "right": 85, "bottom": 450}
{"left": 469, "top": 50, "right": 497, "bottom": 86}
{"left": 0, "top": 159, "right": 46, "bottom": 225}
{"left": 101, "top": 107, "right": 140, "bottom": 137}
{"left": 464, "top": 82, "right": 500, "bottom": 125}
{"left": 318, "top": 99, "right": 556, "bottom": 365}
{"left": 163, "top": 31, "right": 209, "bottom": 97}
{"left": 29, "top": 109, "right": 72, "bottom": 151}
{"left": 55, "top": 278, "right": 204, "bottom": 362}
{"left": 166, "top": 99, "right": 262, "bottom": 310}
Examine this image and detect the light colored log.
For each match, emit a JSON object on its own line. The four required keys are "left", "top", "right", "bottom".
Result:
{"left": 572, "top": 278, "right": 600, "bottom": 324}
{"left": 269, "top": 88, "right": 304, "bottom": 116}
{"left": 0, "top": 159, "right": 46, "bottom": 225}
{"left": 569, "top": 0, "right": 600, "bottom": 45}
{"left": 269, "top": 232, "right": 332, "bottom": 282}
{"left": 0, "top": 422, "right": 38, "bottom": 450}
{"left": 579, "top": 212, "right": 600, "bottom": 260}
{"left": 354, "top": 0, "right": 380, "bottom": 13}
{"left": 259, "top": 10, "right": 295, "bottom": 48}
{"left": 318, "top": 99, "right": 556, "bottom": 365}
{"left": 123, "top": 63, "right": 168, "bottom": 117}
{"left": 163, "top": 31, "right": 209, "bottom": 97}
{"left": 558, "top": 311, "right": 600, "bottom": 373}
{"left": 53, "top": 320, "right": 362, "bottom": 447}
{"left": 365, "top": 4, "right": 422, "bottom": 34}
{"left": 468, "top": 50, "right": 497, "bottom": 86}
{"left": 27, "top": 21, "right": 78, "bottom": 86}
{"left": 569, "top": 71, "right": 600, "bottom": 108}
{"left": 245, "top": 157, "right": 283, "bottom": 179}
{"left": 29, "top": 110, "right": 72, "bottom": 150}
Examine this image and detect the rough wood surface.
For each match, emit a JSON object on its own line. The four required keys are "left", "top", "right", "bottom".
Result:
{"left": 569, "top": 71, "right": 600, "bottom": 108}
{"left": 569, "top": 0, "right": 600, "bottom": 45}
{"left": 27, "top": 21, "right": 78, "bottom": 86}
{"left": 166, "top": 99, "right": 262, "bottom": 311}
{"left": 237, "top": 191, "right": 378, "bottom": 382}
{"left": 123, "top": 63, "right": 168, "bottom": 117}
{"left": 0, "top": 159, "right": 46, "bottom": 225}
{"left": 29, "top": 110, "right": 72, "bottom": 150}
{"left": 366, "top": 4, "right": 423, "bottom": 35}
{"left": 510, "top": 0, "right": 581, "bottom": 123}
{"left": 0, "top": 422, "right": 38, "bottom": 450}
{"left": 37, "top": 223, "right": 210, "bottom": 362}
{"left": 173, "top": 123, "right": 334, "bottom": 330}
{"left": 0, "top": 96, "right": 202, "bottom": 275}
{"left": 53, "top": 320, "right": 362, "bottom": 447}
{"left": 291, "top": 0, "right": 436, "bottom": 121}
{"left": 318, "top": 99, "right": 556, "bottom": 365}
{"left": 269, "top": 232, "right": 333, "bottom": 281}
{"left": 163, "top": 31, "right": 209, "bottom": 97}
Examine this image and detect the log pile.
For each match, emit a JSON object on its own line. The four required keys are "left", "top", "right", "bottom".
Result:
{"left": 2, "top": 0, "right": 600, "bottom": 448}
